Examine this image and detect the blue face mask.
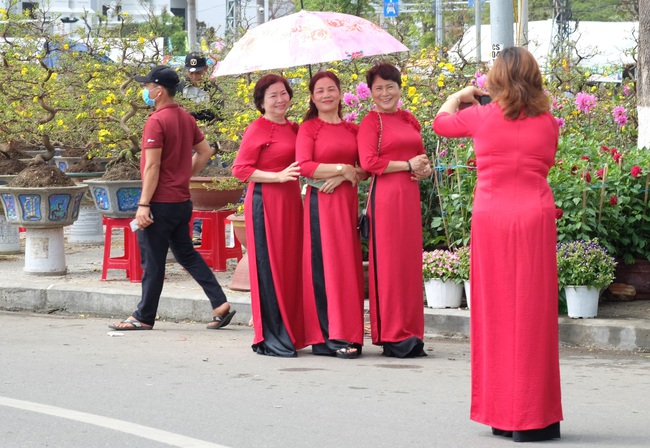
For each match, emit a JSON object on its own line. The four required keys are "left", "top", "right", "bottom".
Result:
{"left": 142, "top": 86, "right": 159, "bottom": 107}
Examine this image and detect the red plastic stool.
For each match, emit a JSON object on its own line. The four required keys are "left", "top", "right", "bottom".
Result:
{"left": 101, "top": 216, "right": 143, "bottom": 283}
{"left": 190, "top": 209, "right": 242, "bottom": 272}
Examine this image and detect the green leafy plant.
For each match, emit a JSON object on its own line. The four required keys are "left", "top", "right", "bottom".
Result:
{"left": 556, "top": 239, "right": 617, "bottom": 288}
{"left": 456, "top": 246, "right": 470, "bottom": 281}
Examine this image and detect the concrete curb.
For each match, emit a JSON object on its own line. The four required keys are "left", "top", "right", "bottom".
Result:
{"left": 2, "top": 278, "right": 648, "bottom": 351}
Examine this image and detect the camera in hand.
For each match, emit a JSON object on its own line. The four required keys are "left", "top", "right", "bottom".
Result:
{"left": 459, "top": 95, "right": 491, "bottom": 110}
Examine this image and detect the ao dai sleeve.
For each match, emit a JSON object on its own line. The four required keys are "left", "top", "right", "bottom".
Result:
{"left": 357, "top": 113, "right": 389, "bottom": 175}
{"left": 295, "top": 120, "right": 319, "bottom": 178}
{"left": 232, "top": 120, "right": 266, "bottom": 182}
{"left": 433, "top": 106, "right": 483, "bottom": 138}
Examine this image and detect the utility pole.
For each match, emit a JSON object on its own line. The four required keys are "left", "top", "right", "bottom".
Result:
{"left": 257, "top": 0, "right": 264, "bottom": 25}
{"left": 435, "top": 0, "right": 443, "bottom": 49}
{"left": 490, "top": 0, "right": 514, "bottom": 61}
{"left": 187, "top": 0, "right": 197, "bottom": 51}
{"left": 475, "top": 0, "right": 481, "bottom": 62}
{"left": 639, "top": 0, "right": 650, "bottom": 149}
{"left": 516, "top": 0, "right": 528, "bottom": 47}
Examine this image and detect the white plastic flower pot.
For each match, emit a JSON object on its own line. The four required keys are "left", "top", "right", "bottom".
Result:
{"left": 565, "top": 285, "right": 600, "bottom": 318}
{"left": 424, "top": 278, "right": 463, "bottom": 308}
{"left": 463, "top": 280, "right": 471, "bottom": 309}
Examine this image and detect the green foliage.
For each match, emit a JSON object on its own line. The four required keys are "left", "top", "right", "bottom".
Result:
{"left": 556, "top": 239, "right": 617, "bottom": 288}
{"left": 528, "top": 0, "right": 638, "bottom": 21}
{"left": 0, "top": 3, "right": 168, "bottom": 160}
{"left": 456, "top": 245, "right": 470, "bottom": 281}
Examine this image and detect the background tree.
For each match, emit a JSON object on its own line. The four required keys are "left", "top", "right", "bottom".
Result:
{"left": 638, "top": 0, "right": 649, "bottom": 149}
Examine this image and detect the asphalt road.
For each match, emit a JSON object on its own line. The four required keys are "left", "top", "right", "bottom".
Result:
{"left": 0, "top": 312, "right": 648, "bottom": 448}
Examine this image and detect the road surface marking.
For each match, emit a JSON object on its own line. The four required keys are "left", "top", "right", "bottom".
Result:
{"left": 0, "top": 396, "right": 229, "bottom": 448}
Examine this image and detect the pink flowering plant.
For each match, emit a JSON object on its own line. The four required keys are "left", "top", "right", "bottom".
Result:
{"left": 549, "top": 78, "right": 650, "bottom": 264}
{"left": 422, "top": 249, "right": 462, "bottom": 283}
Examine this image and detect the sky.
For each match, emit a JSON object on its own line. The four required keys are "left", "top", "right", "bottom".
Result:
{"left": 195, "top": 0, "right": 228, "bottom": 35}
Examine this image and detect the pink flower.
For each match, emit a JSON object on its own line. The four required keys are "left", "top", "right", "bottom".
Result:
{"left": 631, "top": 165, "right": 643, "bottom": 178}
{"left": 581, "top": 172, "right": 592, "bottom": 183}
{"left": 551, "top": 97, "right": 563, "bottom": 110}
{"left": 581, "top": 155, "right": 590, "bottom": 161}
{"left": 623, "top": 85, "right": 630, "bottom": 96}
{"left": 474, "top": 72, "right": 487, "bottom": 89}
{"left": 555, "top": 117, "right": 565, "bottom": 128}
{"left": 612, "top": 106, "right": 628, "bottom": 126}
{"left": 596, "top": 168, "right": 604, "bottom": 179}
{"left": 555, "top": 208, "right": 564, "bottom": 220}
{"left": 609, "top": 195, "right": 618, "bottom": 206}
{"left": 356, "top": 82, "right": 370, "bottom": 100}
{"left": 575, "top": 92, "right": 598, "bottom": 114}
{"left": 343, "top": 92, "right": 359, "bottom": 107}
{"left": 613, "top": 152, "right": 622, "bottom": 163}
{"left": 343, "top": 112, "right": 358, "bottom": 122}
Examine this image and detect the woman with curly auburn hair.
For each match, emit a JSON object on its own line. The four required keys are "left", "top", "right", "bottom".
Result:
{"left": 297, "top": 71, "right": 367, "bottom": 359}
{"left": 433, "top": 47, "right": 562, "bottom": 442}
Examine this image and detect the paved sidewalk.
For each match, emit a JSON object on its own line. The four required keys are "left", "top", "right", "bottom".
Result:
{"left": 1, "top": 239, "right": 649, "bottom": 351}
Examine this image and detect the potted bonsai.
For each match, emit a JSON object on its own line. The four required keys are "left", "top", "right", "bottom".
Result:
{"left": 422, "top": 249, "right": 463, "bottom": 308}
{"left": 556, "top": 239, "right": 617, "bottom": 318}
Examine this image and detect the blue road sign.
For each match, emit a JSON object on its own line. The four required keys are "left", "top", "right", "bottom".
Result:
{"left": 384, "top": 0, "right": 398, "bottom": 17}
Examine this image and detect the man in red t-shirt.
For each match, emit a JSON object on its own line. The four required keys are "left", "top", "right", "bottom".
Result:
{"left": 109, "top": 65, "right": 235, "bottom": 331}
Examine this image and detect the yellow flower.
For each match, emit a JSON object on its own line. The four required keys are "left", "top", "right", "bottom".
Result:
{"left": 437, "top": 81, "right": 444, "bottom": 87}
{"left": 51, "top": 72, "right": 58, "bottom": 80}
{"left": 63, "top": 43, "right": 69, "bottom": 51}
{"left": 407, "top": 86, "right": 416, "bottom": 97}
{"left": 352, "top": 73, "right": 358, "bottom": 80}
{"left": 138, "top": 36, "right": 145, "bottom": 44}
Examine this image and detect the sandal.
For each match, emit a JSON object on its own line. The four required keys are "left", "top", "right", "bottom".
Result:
{"left": 206, "top": 310, "right": 236, "bottom": 330}
{"left": 336, "top": 345, "right": 360, "bottom": 359}
{"left": 108, "top": 319, "right": 152, "bottom": 331}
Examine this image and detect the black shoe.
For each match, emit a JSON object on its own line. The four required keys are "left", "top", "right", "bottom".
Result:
{"left": 513, "top": 422, "right": 561, "bottom": 442}
{"left": 492, "top": 427, "right": 513, "bottom": 437}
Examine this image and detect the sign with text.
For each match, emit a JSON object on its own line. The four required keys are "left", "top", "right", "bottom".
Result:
{"left": 491, "top": 43, "right": 502, "bottom": 60}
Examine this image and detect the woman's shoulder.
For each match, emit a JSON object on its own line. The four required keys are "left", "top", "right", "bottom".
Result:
{"left": 396, "top": 109, "right": 421, "bottom": 132}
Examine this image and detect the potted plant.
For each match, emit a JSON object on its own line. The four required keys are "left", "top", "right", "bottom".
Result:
{"left": 422, "top": 249, "right": 463, "bottom": 308}
{"left": 556, "top": 239, "right": 617, "bottom": 318}
{"left": 456, "top": 245, "right": 471, "bottom": 309}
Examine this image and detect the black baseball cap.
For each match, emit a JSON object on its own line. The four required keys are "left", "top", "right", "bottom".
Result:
{"left": 185, "top": 53, "right": 207, "bottom": 72}
{"left": 134, "top": 65, "right": 180, "bottom": 89}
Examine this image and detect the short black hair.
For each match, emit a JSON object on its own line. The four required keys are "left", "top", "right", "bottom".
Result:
{"left": 366, "top": 63, "right": 402, "bottom": 89}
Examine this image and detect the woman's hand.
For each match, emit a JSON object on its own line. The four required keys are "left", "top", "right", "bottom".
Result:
{"left": 341, "top": 164, "right": 360, "bottom": 186}
{"left": 412, "top": 165, "right": 433, "bottom": 181}
{"left": 276, "top": 161, "right": 300, "bottom": 183}
{"left": 319, "top": 176, "right": 345, "bottom": 194}
{"left": 355, "top": 166, "right": 370, "bottom": 182}
{"left": 453, "top": 86, "right": 488, "bottom": 105}
{"left": 409, "top": 154, "right": 431, "bottom": 172}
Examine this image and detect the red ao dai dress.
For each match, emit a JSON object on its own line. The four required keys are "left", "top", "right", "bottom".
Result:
{"left": 433, "top": 103, "right": 563, "bottom": 431}
{"left": 357, "top": 110, "right": 426, "bottom": 358}
{"left": 296, "top": 118, "right": 365, "bottom": 355}
{"left": 232, "top": 116, "right": 305, "bottom": 357}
